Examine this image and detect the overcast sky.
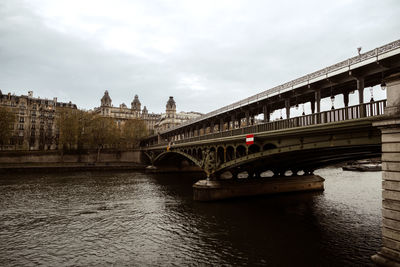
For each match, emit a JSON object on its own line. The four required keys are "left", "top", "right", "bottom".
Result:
{"left": 0, "top": 0, "right": 399, "bottom": 114}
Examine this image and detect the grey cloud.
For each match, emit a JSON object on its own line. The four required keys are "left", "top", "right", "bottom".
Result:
{"left": 0, "top": 0, "right": 399, "bottom": 114}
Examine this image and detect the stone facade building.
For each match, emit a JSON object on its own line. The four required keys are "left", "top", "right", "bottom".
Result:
{"left": 94, "top": 91, "right": 201, "bottom": 134}
{"left": 154, "top": 96, "right": 202, "bottom": 133}
{"left": 0, "top": 90, "right": 77, "bottom": 150}
{"left": 0, "top": 89, "right": 201, "bottom": 150}
{"left": 93, "top": 90, "right": 161, "bottom": 133}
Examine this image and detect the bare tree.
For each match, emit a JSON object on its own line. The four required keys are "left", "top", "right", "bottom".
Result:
{"left": 0, "top": 107, "right": 16, "bottom": 150}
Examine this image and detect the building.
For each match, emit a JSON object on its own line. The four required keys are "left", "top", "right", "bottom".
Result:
{"left": 0, "top": 89, "right": 202, "bottom": 150}
{"left": 93, "top": 90, "right": 161, "bottom": 133}
{"left": 154, "top": 96, "right": 202, "bottom": 133}
{"left": 94, "top": 91, "right": 202, "bottom": 134}
{"left": 0, "top": 90, "right": 77, "bottom": 150}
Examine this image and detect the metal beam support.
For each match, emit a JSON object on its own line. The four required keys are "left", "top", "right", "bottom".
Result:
{"left": 343, "top": 91, "right": 350, "bottom": 107}
{"left": 263, "top": 105, "right": 270, "bottom": 122}
{"left": 230, "top": 114, "right": 236, "bottom": 130}
{"left": 315, "top": 89, "right": 321, "bottom": 113}
{"left": 357, "top": 77, "right": 365, "bottom": 117}
{"left": 245, "top": 111, "right": 250, "bottom": 126}
{"left": 285, "top": 99, "right": 291, "bottom": 119}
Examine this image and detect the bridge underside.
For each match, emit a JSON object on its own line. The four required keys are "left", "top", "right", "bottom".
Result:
{"left": 144, "top": 118, "right": 381, "bottom": 179}
{"left": 220, "top": 145, "right": 380, "bottom": 178}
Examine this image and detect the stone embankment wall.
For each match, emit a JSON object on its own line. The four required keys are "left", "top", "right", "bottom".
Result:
{"left": 0, "top": 150, "right": 144, "bottom": 171}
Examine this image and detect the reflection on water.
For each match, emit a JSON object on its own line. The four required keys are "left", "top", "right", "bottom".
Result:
{"left": 0, "top": 168, "right": 381, "bottom": 266}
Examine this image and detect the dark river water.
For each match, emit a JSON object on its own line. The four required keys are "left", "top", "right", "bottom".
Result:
{"left": 0, "top": 168, "right": 381, "bottom": 266}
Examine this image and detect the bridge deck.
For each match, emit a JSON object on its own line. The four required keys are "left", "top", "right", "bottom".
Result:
{"left": 144, "top": 100, "right": 386, "bottom": 150}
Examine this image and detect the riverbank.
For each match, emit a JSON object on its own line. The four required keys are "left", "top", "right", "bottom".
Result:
{"left": 0, "top": 149, "right": 146, "bottom": 173}
{"left": 0, "top": 162, "right": 147, "bottom": 173}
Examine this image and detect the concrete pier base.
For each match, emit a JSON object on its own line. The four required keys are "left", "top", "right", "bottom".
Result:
{"left": 193, "top": 175, "right": 325, "bottom": 201}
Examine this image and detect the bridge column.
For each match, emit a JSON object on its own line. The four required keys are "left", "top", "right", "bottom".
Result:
{"left": 311, "top": 98, "right": 315, "bottom": 114}
{"left": 316, "top": 89, "right": 321, "bottom": 123}
{"left": 315, "top": 89, "right": 321, "bottom": 113}
{"left": 372, "top": 73, "right": 400, "bottom": 266}
{"left": 263, "top": 105, "right": 270, "bottom": 122}
{"left": 230, "top": 114, "right": 236, "bottom": 130}
{"left": 343, "top": 91, "right": 349, "bottom": 107}
{"left": 343, "top": 90, "right": 350, "bottom": 120}
{"left": 357, "top": 77, "right": 365, "bottom": 117}
{"left": 285, "top": 99, "right": 291, "bottom": 119}
{"left": 244, "top": 111, "right": 249, "bottom": 126}
{"left": 223, "top": 147, "right": 226, "bottom": 163}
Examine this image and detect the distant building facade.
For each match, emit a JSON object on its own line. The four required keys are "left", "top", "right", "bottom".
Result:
{"left": 154, "top": 96, "right": 202, "bottom": 133}
{"left": 0, "top": 90, "right": 77, "bottom": 150}
{"left": 0, "top": 89, "right": 201, "bottom": 150}
{"left": 93, "top": 90, "right": 161, "bottom": 133}
{"left": 94, "top": 91, "right": 202, "bottom": 134}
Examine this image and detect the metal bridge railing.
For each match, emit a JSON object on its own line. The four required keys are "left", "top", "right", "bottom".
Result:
{"left": 150, "top": 100, "right": 386, "bottom": 147}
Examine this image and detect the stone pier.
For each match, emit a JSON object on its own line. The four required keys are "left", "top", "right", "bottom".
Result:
{"left": 193, "top": 175, "right": 325, "bottom": 201}
{"left": 372, "top": 73, "right": 400, "bottom": 266}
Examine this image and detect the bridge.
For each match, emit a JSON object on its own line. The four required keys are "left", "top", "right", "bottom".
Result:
{"left": 140, "top": 40, "right": 400, "bottom": 266}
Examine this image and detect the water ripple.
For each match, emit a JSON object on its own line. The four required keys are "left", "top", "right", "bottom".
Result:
{"left": 0, "top": 168, "right": 382, "bottom": 266}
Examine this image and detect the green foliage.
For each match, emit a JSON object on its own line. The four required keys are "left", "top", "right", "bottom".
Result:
{"left": 0, "top": 107, "right": 15, "bottom": 148}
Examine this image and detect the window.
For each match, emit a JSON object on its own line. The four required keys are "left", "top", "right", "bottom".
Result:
{"left": 19, "top": 117, "right": 24, "bottom": 123}
{"left": 18, "top": 124, "right": 24, "bottom": 130}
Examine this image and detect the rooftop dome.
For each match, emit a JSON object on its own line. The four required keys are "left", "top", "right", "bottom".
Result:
{"left": 101, "top": 90, "right": 112, "bottom": 107}
{"left": 131, "top": 94, "right": 141, "bottom": 110}
{"left": 166, "top": 96, "right": 176, "bottom": 109}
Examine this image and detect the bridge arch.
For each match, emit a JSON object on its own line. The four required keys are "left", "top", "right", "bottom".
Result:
{"left": 226, "top": 146, "right": 235, "bottom": 161}
{"left": 236, "top": 145, "right": 246, "bottom": 158}
{"left": 153, "top": 150, "right": 201, "bottom": 168}
{"left": 248, "top": 144, "right": 260, "bottom": 154}
{"left": 197, "top": 148, "right": 202, "bottom": 160}
{"left": 217, "top": 146, "right": 225, "bottom": 164}
{"left": 263, "top": 143, "right": 277, "bottom": 151}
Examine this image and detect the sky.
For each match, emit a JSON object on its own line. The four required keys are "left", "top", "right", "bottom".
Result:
{"left": 0, "top": 0, "right": 399, "bottom": 115}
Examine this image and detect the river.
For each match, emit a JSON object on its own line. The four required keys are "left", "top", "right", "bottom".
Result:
{"left": 0, "top": 167, "right": 381, "bottom": 266}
